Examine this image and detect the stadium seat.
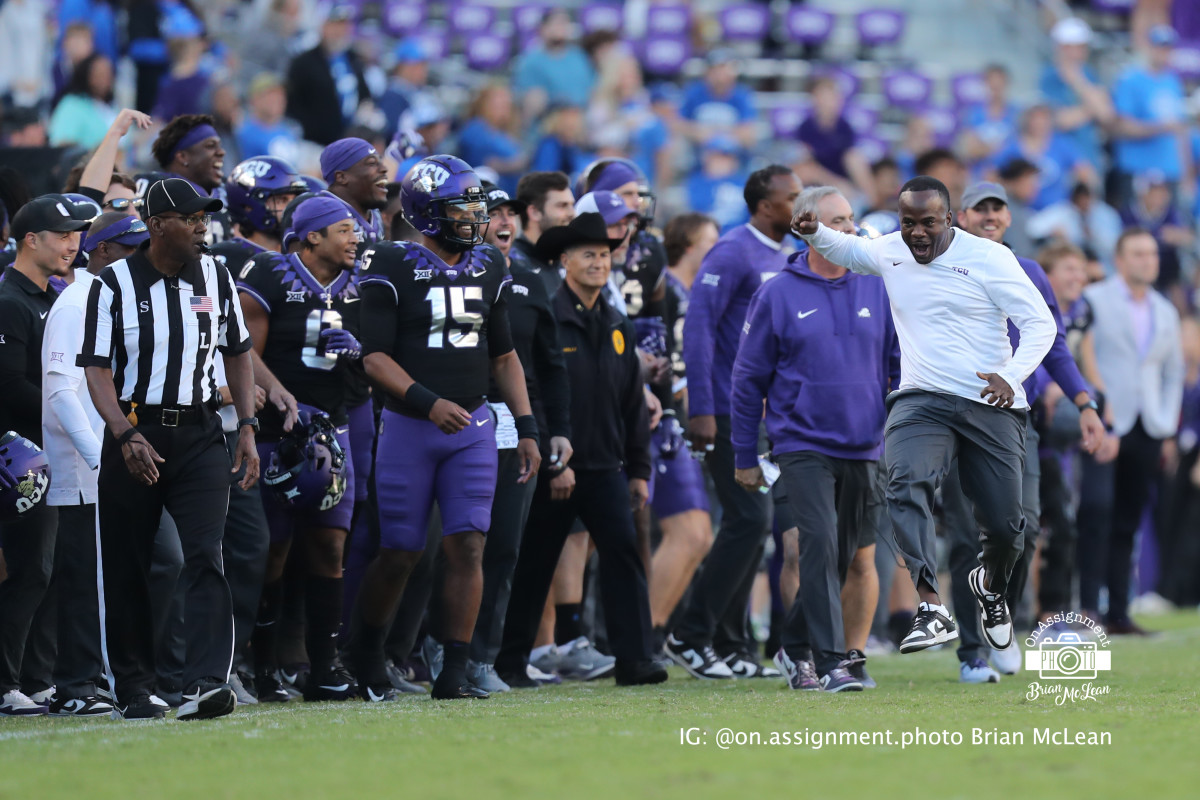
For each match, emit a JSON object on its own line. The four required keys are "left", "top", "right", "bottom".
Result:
{"left": 414, "top": 28, "right": 450, "bottom": 61}
{"left": 464, "top": 32, "right": 511, "bottom": 72}
{"left": 855, "top": 134, "right": 889, "bottom": 164}
{"left": 580, "top": 3, "right": 623, "bottom": 34}
{"left": 645, "top": 3, "right": 691, "bottom": 37}
{"left": 950, "top": 72, "right": 988, "bottom": 109}
{"left": 768, "top": 104, "right": 810, "bottom": 139}
{"left": 718, "top": 4, "right": 770, "bottom": 42}
{"left": 382, "top": 1, "right": 426, "bottom": 38}
{"left": 1090, "top": 0, "right": 1135, "bottom": 15}
{"left": 882, "top": 68, "right": 933, "bottom": 110}
{"left": 844, "top": 103, "right": 880, "bottom": 135}
{"left": 922, "top": 106, "right": 960, "bottom": 146}
{"left": 783, "top": 7, "right": 836, "bottom": 47}
{"left": 513, "top": 4, "right": 551, "bottom": 38}
{"left": 639, "top": 34, "right": 691, "bottom": 78}
{"left": 448, "top": 4, "right": 497, "bottom": 37}
{"left": 816, "top": 65, "right": 860, "bottom": 98}
{"left": 856, "top": 9, "right": 906, "bottom": 48}
{"left": 1170, "top": 42, "right": 1200, "bottom": 82}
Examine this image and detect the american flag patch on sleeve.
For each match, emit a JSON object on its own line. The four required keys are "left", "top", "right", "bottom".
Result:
{"left": 190, "top": 296, "right": 214, "bottom": 314}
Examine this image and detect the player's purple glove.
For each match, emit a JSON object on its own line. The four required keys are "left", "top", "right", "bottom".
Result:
{"left": 656, "top": 413, "right": 687, "bottom": 460}
{"left": 634, "top": 317, "right": 668, "bottom": 358}
{"left": 319, "top": 327, "right": 361, "bottom": 360}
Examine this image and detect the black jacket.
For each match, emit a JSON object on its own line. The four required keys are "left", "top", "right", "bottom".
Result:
{"left": 0, "top": 267, "right": 58, "bottom": 444}
{"left": 286, "top": 45, "right": 371, "bottom": 146}
{"left": 512, "top": 235, "right": 562, "bottom": 299}
{"left": 552, "top": 284, "right": 650, "bottom": 480}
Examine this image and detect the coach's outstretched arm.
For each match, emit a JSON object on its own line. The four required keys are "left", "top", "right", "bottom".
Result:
{"left": 791, "top": 213, "right": 881, "bottom": 276}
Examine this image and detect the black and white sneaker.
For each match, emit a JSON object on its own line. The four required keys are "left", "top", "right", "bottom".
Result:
{"left": 0, "top": 690, "right": 48, "bottom": 716}
{"left": 899, "top": 601, "right": 959, "bottom": 654}
{"left": 819, "top": 664, "right": 864, "bottom": 693}
{"left": 112, "top": 696, "right": 167, "bottom": 721}
{"left": 359, "top": 683, "right": 399, "bottom": 702}
{"left": 663, "top": 634, "right": 734, "bottom": 679}
{"left": 845, "top": 649, "right": 877, "bottom": 689}
{"left": 254, "top": 672, "right": 291, "bottom": 703}
{"left": 48, "top": 695, "right": 113, "bottom": 717}
{"left": 969, "top": 566, "right": 1014, "bottom": 650}
{"left": 772, "top": 648, "right": 820, "bottom": 691}
{"left": 177, "top": 682, "right": 237, "bottom": 721}
{"left": 303, "top": 661, "right": 358, "bottom": 702}
{"left": 722, "top": 652, "right": 781, "bottom": 679}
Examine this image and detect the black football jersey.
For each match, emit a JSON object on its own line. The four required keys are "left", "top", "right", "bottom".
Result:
{"left": 615, "top": 229, "right": 667, "bottom": 320}
{"left": 344, "top": 205, "right": 385, "bottom": 409}
{"left": 237, "top": 251, "right": 361, "bottom": 436}
{"left": 211, "top": 236, "right": 269, "bottom": 279}
{"left": 359, "top": 241, "right": 514, "bottom": 414}
{"left": 664, "top": 271, "right": 690, "bottom": 388}
{"left": 135, "top": 171, "right": 232, "bottom": 246}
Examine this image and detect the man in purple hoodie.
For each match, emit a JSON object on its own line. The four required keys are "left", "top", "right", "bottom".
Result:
{"left": 665, "top": 165, "right": 801, "bottom": 679}
{"left": 731, "top": 187, "right": 900, "bottom": 692}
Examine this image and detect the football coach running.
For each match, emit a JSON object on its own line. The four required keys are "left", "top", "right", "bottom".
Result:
{"left": 792, "top": 176, "right": 1055, "bottom": 659}
{"left": 79, "top": 178, "right": 262, "bottom": 721}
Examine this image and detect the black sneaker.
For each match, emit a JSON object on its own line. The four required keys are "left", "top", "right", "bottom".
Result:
{"left": 112, "top": 695, "right": 166, "bottom": 721}
{"left": 614, "top": 659, "right": 669, "bottom": 686}
{"left": 496, "top": 668, "right": 540, "bottom": 689}
{"left": 845, "top": 649, "right": 877, "bottom": 689}
{"left": 819, "top": 664, "right": 864, "bottom": 693}
{"left": 48, "top": 695, "right": 113, "bottom": 717}
{"left": 359, "top": 683, "right": 399, "bottom": 702}
{"left": 663, "top": 634, "right": 734, "bottom": 679}
{"left": 178, "top": 682, "right": 237, "bottom": 721}
{"left": 721, "top": 651, "right": 781, "bottom": 678}
{"left": 968, "top": 566, "right": 1014, "bottom": 650}
{"left": 254, "top": 672, "right": 291, "bottom": 703}
{"left": 899, "top": 601, "right": 959, "bottom": 654}
{"left": 431, "top": 676, "right": 489, "bottom": 700}
{"left": 303, "top": 661, "right": 358, "bottom": 702}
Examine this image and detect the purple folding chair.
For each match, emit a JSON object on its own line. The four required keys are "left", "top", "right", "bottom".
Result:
{"left": 448, "top": 4, "right": 497, "bottom": 37}
{"left": 646, "top": 3, "right": 691, "bottom": 37}
{"left": 769, "top": 104, "right": 810, "bottom": 139}
{"left": 1090, "top": 0, "right": 1135, "bottom": 14}
{"left": 465, "top": 33, "right": 512, "bottom": 72}
{"left": 513, "top": 4, "right": 551, "bottom": 38}
{"left": 844, "top": 103, "right": 880, "bottom": 135}
{"left": 922, "top": 106, "right": 959, "bottom": 146}
{"left": 580, "top": 3, "right": 623, "bottom": 34}
{"left": 882, "top": 68, "right": 933, "bottom": 110}
{"left": 856, "top": 9, "right": 906, "bottom": 48}
{"left": 950, "top": 73, "right": 988, "bottom": 109}
{"left": 784, "top": 7, "right": 835, "bottom": 47}
{"left": 718, "top": 4, "right": 770, "bottom": 42}
{"left": 639, "top": 34, "right": 691, "bottom": 77}
{"left": 816, "top": 66, "right": 860, "bottom": 99}
{"left": 854, "top": 135, "right": 888, "bottom": 165}
{"left": 382, "top": 1, "right": 426, "bottom": 37}
{"left": 1171, "top": 42, "right": 1200, "bottom": 82}
{"left": 415, "top": 29, "right": 449, "bottom": 61}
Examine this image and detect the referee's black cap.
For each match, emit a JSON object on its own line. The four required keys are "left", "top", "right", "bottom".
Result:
{"left": 10, "top": 194, "right": 92, "bottom": 240}
{"left": 144, "top": 178, "right": 224, "bottom": 218}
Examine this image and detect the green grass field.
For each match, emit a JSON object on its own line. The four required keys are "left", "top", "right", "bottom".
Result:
{"left": 3, "top": 612, "right": 1198, "bottom": 800}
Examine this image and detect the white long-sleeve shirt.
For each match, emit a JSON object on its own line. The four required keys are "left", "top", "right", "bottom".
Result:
{"left": 801, "top": 224, "right": 1056, "bottom": 409}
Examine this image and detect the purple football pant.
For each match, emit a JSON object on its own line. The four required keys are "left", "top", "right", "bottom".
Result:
{"left": 257, "top": 424, "right": 355, "bottom": 541}
{"left": 346, "top": 400, "right": 375, "bottom": 502}
{"left": 650, "top": 430, "right": 710, "bottom": 519}
{"left": 375, "top": 406, "right": 498, "bottom": 552}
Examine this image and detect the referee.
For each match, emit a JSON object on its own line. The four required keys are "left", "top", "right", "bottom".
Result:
{"left": 79, "top": 178, "right": 261, "bottom": 721}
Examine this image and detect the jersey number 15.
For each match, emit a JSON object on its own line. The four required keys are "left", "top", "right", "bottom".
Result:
{"left": 426, "top": 286, "right": 483, "bottom": 349}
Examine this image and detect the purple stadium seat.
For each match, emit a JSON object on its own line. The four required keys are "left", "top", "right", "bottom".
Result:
{"left": 769, "top": 104, "right": 810, "bottom": 139}
{"left": 950, "top": 73, "right": 988, "bottom": 109}
{"left": 448, "top": 4, "right": 496, "bottom": 36}
{"left": 844, "top": 103, "right": 880, "bottom": 135}
{"left": 855, "top": 135, "right": 888, "bottom": 165}
{"left": 1090, "top": 0, "right": 1135, "bottom": 14}
{"left": 922, "top": 106, "right": 959, "bottom": 146}
{"left": 514, "top": 4, "right": 551, "bottom": 37}
{"left": 816, "top": 66, "right": 860, "bottom": 98}
{"left": 465, "top": 33, "right": 512, "bottom": 72}
{"left": 415, "top": 29, "right": 450, "bottom": 61}
{"left": 580, "top": 3, "right": 623, "bottom": 34}
{"left": 856, "top": 9, "right": 906, "bottom": 48}
{"left": 382, "top": 2, "right": 426, "bottom": 37}
{"left": 882, "top": 68, "right": 933, "bottom": 110}
{"left": 718, "top": 4, "right": 770, "bottom": 42}
{"left": 646, "top": 3, "right": 690, "bottom": 37}
{"left": 639, "top": 34, "right": 691, "bottom": 77}
{"left": 1171, "top": 42, "right": 1200, "bottom": 81}
{"left": 784, "top": 7, "right": 835, "bottom": 47}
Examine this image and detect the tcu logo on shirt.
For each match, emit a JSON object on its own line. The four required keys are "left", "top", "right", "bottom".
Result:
{"left": 412, "top": 162, "right": 450, "bottom": 192}
{"left": 951, "top": 266, "right": 970, "bottom": 276}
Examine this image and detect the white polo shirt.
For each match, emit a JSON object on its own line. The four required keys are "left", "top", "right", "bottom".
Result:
{"left": 42, "top": 268, "right": 104, "bottom": 505}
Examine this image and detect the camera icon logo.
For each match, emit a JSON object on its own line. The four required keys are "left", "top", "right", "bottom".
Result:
{"left": 1024, "top": 632, "right": 1112, "bottom": 680}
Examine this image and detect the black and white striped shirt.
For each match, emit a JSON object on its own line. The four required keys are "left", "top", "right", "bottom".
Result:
{"left": 77, "top": 243, "right": 251, "bottom": 406}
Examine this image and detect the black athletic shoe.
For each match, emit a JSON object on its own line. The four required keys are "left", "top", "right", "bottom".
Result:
{"left": 663, "top": 634, "right": 734, "bottom": 679}
{"left": 431, "top": 676, "right": 489, "bottom": 699}
{"left": 614, "top": 660, "right": 669, "bottom": 686}
{"left": 254, "top": 672, "right": 290, "bottom": 703}
{"left": 177, "top": 682, "right": 237, "bottom": 721}
{"left": 359, "top": 683, "right": 399, "bottom": 702}
{"left": 899, "top": 602, "right": 959, "bottom": 654}
{"left": 819, "top": 665, "right": 864, "bottom": 693}
{"left": 112, "top": 695, "right": 166, "bottom": 721}
{"left": 968, "top": 566, "right": 1014, "bottom": 650}
{"left": 845, "top": 649, "right": 877, "bottom": 689}
{"left": 497, "top": 668, "right": 540, "bottom": 689}
{"left": 303, "top": 661, "right": 358, "bottom": 702}
{"left": 48, "top": 695, "right": 113, "bottom": 717}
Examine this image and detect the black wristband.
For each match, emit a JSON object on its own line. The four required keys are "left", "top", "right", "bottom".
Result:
{"left": 116, "top": 428, "right": 139, "bottom": 447}
{"left": 405, "top": 382, "right": 441, "bottom": 418}
{"left": 515, "top": 414, "right": 540, "bottom": 445}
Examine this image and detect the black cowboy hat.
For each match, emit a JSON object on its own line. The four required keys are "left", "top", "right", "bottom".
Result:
{"left": 534, "top": 212, "right": 626, "bottom": 263}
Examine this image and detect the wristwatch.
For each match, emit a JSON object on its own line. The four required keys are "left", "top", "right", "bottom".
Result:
{"left": 1077, "top": 399, "right": 1099, "bottom": 413}
{"left": 238, "top": 417, "right": 260, "bottom": 433}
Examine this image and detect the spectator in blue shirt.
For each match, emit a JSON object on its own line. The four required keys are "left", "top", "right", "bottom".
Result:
{"left": 57, "top": 0, "right": 118, "bottom": 63}
{"left": 961, "top": 64, "right": 1021, "bottom": 173}
{"left": 457, "top": 84, "right": 529, "bottom": 196}
{"left": 993, "top": 104, "right": 1093, "bottom": 211}
{"left": 1039, "top": 18, "right": 1113, "bottom": 172}
{"left": 686, "top": 136, "right": 750, "bottom": 232}
{"left": 513, "top": 9, "right": 596, "bottom": 121}
{"left": 236, "top": 73, "right": 302, "bottom": 162}
{"left": 679, "top": 50, "right": 758, "bottom": 151}
{"left": 531, "top": 103, "right": 592, "bottom": 179}
{"left": 151, "top": 11, "right": 211, "bottom": 122}
{"left": 1111, "top": 25, "right": 1188, "bottom": 204}
{"left": 795, "top": 75, "right": 874, "bottom": 200}
{"left": 378, "top": 38, "right": 432, "bottom": 138}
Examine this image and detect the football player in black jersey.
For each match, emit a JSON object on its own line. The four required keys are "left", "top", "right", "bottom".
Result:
{"left": 141, "top": 115, "right": 232, "bottom": 243}
{"left": 353, "top": 155, "right": 541, "bottom": 700}
{"left": 238, "top": 194, "right": 364, "bottom": 702}
{"left": 212, "top": 157, "right": 307, "bottom": 276}
{"left": 321, "top": 137, "right": 387, "bottom": 248}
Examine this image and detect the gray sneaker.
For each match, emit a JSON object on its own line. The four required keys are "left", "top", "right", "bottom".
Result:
{"left": 557, "top": 637, "right": 616, "bottom": 681}
{"left": 467, "top": 661, "right": 511, "bottom": 693}
{"left": 228, "top": 673, "right": 258, "bottom": 705}
{"left": 530, "top": 645, "right": 562, "bottom": 677}
{"left": 422, "top": 635, "right": 444, "bottom": 682}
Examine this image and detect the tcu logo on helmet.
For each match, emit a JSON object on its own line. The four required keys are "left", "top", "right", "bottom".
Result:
{"left": 15, "top": 470, "right": 48, "bottom": 514}
{"left": 235, "top": 160, "right": 274, "bottom": 183}
{"left": 412, "top": 162, "right": 450, "bottom": 192}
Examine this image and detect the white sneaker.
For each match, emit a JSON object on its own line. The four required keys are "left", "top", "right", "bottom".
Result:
{"left": 663, "top": 634, "right": 734, "bottom": 679}
{"left": 0, "top": 689, "right": 48, "bottom": 716}
{"left": 959, "top": 659, "right": 1001, "bottom": 684}
{"left": 525, "top": 664, "right": 561, "bottom": 685}
{"left": 991, "top": 643, "right": 1021, "bottom": 675}
{"left": 28, "top": 686, "right": 55, "bottom": 705}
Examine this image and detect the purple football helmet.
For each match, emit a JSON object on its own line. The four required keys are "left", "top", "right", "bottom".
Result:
{"left": 386, "top": 128, "right": 429, "bottom": 165}
{"left": 576, "top": 157, "right": 657, "bottom": 228}
{"left": 0, "top": 431, "right": 51, "bottom": 521}
{"left": 400, "top": 154, "right": 489, "bottom": 252}
{"left": 299, "top": 175, "right": 328, "bottom": 193}
{"left": 225, "top": 157, "right": 308, "bottom": 236}
{"left": 262, "top": 412, "right": 347, "bottom": 512}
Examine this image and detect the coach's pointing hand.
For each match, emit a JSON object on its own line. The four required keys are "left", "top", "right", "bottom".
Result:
{"left": 791, "top": 210, "right": 818, "bottom": 237}
{"left": 977, "top": 372, "right": 1015, "bottom": 409}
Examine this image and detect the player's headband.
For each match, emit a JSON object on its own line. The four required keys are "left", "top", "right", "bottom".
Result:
{"left": 171, "top": 124, "right": 220, "bottom": 159}
{"left": 321, "top": 138, "right": 377, "bottom": 184}
{"left": 285, "top": 196, "right": 355, "bottom": 248}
